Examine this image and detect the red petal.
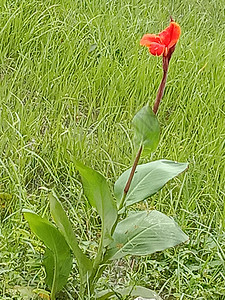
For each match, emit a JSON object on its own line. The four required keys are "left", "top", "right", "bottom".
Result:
{"left": 149, "top": 42, "right": 165, "bottom": 56}
{"left": 140, "top": 34, "right": 161, "bottom": 47}
{"left": 159, "top": 21, "right": 181, "bottom": 48}
{"left": 167, "top": 22, "right": 181, "bottom": 48}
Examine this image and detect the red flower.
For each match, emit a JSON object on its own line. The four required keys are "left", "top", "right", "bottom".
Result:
{"left": 140, "top": 21, "right": 181, "bottom": 56}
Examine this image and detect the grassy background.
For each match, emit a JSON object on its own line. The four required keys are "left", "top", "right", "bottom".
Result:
{"left": 0, "top": 0, "right": 225, "bottom": 299}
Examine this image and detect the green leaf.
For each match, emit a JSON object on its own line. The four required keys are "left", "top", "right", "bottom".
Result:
{"left": 96, "top": 286, "right": 162, "bottom": 300}
{"left": 43, "top": 248, "right": 55, "bottom": 289}
{"left": 75, "top": 161, "right": 117, "bottom": 246}
{"left": 107, "top": 210, "right": 188, "bottom": 260}
{"left": 49, "top": 194, "right": 92, "bottom": 282}
{"left": 133, "top": 104, "right": 160, "bottom": 155}
{"left": 23, "top": 210, "right": 73, "bottom": 294}
{"left": 114, "top": 160, "right": 188, "bottom": 209}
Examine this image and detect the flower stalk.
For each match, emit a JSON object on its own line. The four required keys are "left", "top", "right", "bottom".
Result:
{"left": 153, "top": 43, "right": 175, "bottom": 114}
{"left": 122, "top": 20, "right": 180, "bottom": 204}
{"left": 119, "top": 145, "right": 143, "bottom": 210}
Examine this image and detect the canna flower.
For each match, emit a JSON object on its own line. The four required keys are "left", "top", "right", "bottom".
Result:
{"left": 140, "top": 21, "right": 181, "bottom": 57}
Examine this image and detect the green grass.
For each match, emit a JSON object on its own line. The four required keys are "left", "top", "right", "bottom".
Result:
{"left": 0, "top": 0, "right": 225, "bottom": 299}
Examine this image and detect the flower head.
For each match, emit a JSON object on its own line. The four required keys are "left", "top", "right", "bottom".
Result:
{"left": 140, "top": 21, "right": 181, "bottom": 56}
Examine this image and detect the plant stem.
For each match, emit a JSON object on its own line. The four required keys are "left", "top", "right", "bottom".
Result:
{"left": 119, "top": 46, "right": 176, "bottom": 212}
{"left": 118, "top": 145, "right": 143, "bottom": 211}
{"left": 153, "top": 45, "right": 176, "bottom": 115}
{"left": 85, "top": 46, "right": 177, "bottom": 298}
{"left": 153, "top": 56, "right": 168, "bottom": 114}
{"left": 88, "top": 145, "right": 143, "bottom": 295}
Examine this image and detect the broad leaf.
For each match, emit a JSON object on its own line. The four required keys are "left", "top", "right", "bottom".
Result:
{"left": 49, "top": 194, "right": 92, "bottom": 282}
{"left": 23, "top": 210, "right": 72, "bottom": 293}
{"left": 107, "top": 210, "right": 188, "bottom": 260}
{"left": 43, "top": 248, "right": 55, "bottom": 289}
{"left": 75, "top": 161, "right": 117, "bottom": 246}
{"left": 114, "top": 160, "right": 188, "bottom": 208}
{"left": 96, "top": 286, "right": 162, "bottom": 300}
{"left": 133, "top": 104, "right": 160, "bottom": 155}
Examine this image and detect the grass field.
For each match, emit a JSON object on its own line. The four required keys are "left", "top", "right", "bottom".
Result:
{"left": 0, "top": 0, "right": 225, "bottom": 299}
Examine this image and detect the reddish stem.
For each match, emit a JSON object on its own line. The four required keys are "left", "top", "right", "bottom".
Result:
{"left": 124, "top": 145, "right": 143, "bottom": 194}
{"left": 153, "top": 44, "right": 176, "bottom": 115}
{"left": 153, "top": 56, "right": 168, "bottom": 114}
{"left": 121, "top": 44, "right": 176, "bottom": 206}
{"left": 119, "top": 145, "right": 143, "bottom": 210}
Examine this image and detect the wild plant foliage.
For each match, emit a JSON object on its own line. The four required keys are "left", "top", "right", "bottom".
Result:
{"left": 23, "top": 19, "right": 188, "bottom": 300}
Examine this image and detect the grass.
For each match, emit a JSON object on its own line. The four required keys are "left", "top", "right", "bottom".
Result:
{"left": 0, "top": 0, "right": 225, "bottom": 299}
